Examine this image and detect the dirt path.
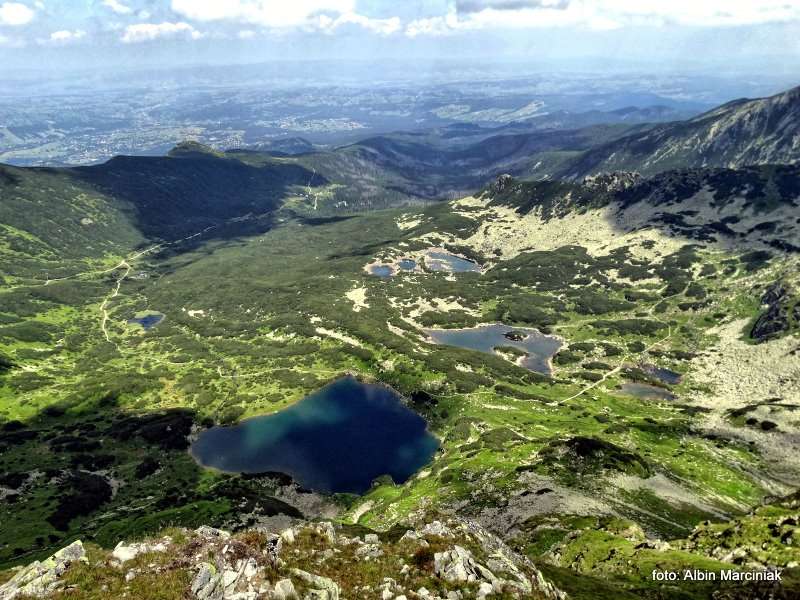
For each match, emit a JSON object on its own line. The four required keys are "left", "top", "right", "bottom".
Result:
{"left": 90, "top": 213, "right": 276, "bottom": 344}
{"left": 99, "top": 260, "right": 131, "bottom": 343}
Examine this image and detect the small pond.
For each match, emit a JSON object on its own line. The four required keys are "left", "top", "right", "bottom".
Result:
{"left": 424, "top": 251, "right": 481, "bottom": 273}
{"left": 128, "top": 312, "right": 164, "bottom": 329}
{"left": 367, "top": 264, "right": 394, "bottom": 278}
{"left": 640, "top": 364, "right": 683, "bottom": 385}
{"left": 423, "top": 323, "right": 562, "bottom": 375}
{"left": 190, "top": 376, "right": 439, "bottom": 494}
{"left": 619, "top": 382, "right": 677, "bottom": 401}
{"left": 398, "top": 259, "right": 417, "bottom": 271}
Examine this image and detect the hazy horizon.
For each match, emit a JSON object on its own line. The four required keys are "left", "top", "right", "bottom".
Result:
{"left": 0, "top": 1, "right": 798, "bottom": 83}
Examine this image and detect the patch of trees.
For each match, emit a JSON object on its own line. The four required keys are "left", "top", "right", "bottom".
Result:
{"left": 617, "top": 262, "right": 653, "bottom": 281}
{"left": 47, "top": 471, "right": 112, "bottom": 531}
{"left": 110, "top": 409, "right": 194, "bottom": 451}
{"left": 627, "top": 340, "right": 646, "bottom": 353}
{"left": 488, "top": 245, "right": 630, "bottom": 291}
{"left": 740, "top": 250, "right": 774, "bottom": 272}
{"left": 0, "top": 320, "right": 61, "bottom": 343}
{"left": 571, "top": 289, "right": 635, "bottom": 315}
{"left": 599, "top": 342, "right": 623, "bottom": 356}
{"left": 583, "top": 361, "right": 612, "bottom": 371}
{"left": 271, "top": 369, "right": 320, "bottom": 390}
{"left": 578, "top": 371, "right": 603, "bottom": 382}
{"left": 554, "top": 350, "right": 582, "bottom": 365}
{"left": 685, "top": 283, "right": 707, "bottom": 299}
{"left": 591, "top": 319, "right": 664, "bottom": 336}
{"left": 537, "top": 436, "right": 651, "bottom": 480}
{"left": 134, "top": 457, "right": 161, "bottom": 478}
{"left": 489, "top": 301, "right": 558, "bottom": 330}
{"left": 8, "top": 372, "right": 55, "bottom": 392}
{"left": 30, "top": 281, "right": 106, "bottom": 306}
{"left": 417, "top": 310, "right": 480, "bottom": 329}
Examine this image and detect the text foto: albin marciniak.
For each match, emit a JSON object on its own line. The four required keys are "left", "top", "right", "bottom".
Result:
{"left": 651, "top": 569, "right": 782, "bottom": 582}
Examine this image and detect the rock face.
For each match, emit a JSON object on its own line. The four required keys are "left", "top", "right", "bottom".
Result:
{"left": 188, "top": 526, "right": 273, "bottom": 600}
{"left": 751, "top": 281, "right": 797, "bottom": 342}
{"left": 435, "top": 545, "right": 495, "bottom": 583}
{"left": 0, "top": 541, "right": 87, "bottom": 600}
{"left": 493, "top": 174, "right": 514, "bottom": 194}
{"left": 0, "top": 519, "right": 567, "bottom": 600}
{"left": 582, "top": 171, "right": 642, "bottom": 194}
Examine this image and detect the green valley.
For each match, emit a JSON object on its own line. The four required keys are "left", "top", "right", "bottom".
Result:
{"left": 1, "top": 130, "right": 798, "bottom": 597}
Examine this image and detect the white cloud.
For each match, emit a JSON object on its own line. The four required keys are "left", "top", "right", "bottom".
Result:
{"left": 405, "top": 12, "right": 458, "bottom": 37}
{"left": 171, "top": 0, "right": 401, "bottom": 35}
{"left": 171, "top": 0, "right": 354, "bottom": 28}
{"left": 102, "top": 0, "right": 132, "bottom": 15}
{"left": 0, "top": 2, "right": 35, "bottom": 26}
{"left": 405, "top": 0, "right": 800, "bottom": 35}
{"left": 237, "top": 29, "right": 256, "bottom": 39}
{"left": 593, "top": 0, "right": 800, "bottom": 27}
{"left": 317, "top": 12, "right": 401, "bottom": 35}
{"left": 121, "top": 21, "right": 203, "bottom": 43}
{"left": 46, "top": 28, "right": 86, "bottom": 43}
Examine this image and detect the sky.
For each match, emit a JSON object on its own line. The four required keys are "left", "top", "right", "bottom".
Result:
{"left": 1, "top": 0, "right": 799, "bottom": 76}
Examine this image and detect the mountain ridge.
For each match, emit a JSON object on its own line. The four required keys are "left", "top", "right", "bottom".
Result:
{"left": 563, "top": 85, "right": 800, "bottom": 178}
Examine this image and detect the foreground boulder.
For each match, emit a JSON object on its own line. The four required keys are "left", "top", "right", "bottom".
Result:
{"left": 112, "top": 538, "right": 171, "bottom": 564}
{"left": 0, "top": 541, "right": 86, "bottom": 600}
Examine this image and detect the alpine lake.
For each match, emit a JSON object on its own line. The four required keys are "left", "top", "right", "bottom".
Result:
{"left": 190, "top": 376, "right": 439, "bottom": 494}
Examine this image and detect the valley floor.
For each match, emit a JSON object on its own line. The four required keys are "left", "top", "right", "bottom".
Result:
{"left": 1, "top": 178, "right": 799, "bottom": 599}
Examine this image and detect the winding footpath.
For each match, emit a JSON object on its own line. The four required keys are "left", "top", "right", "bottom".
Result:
{"left": 99, "top": 260, "right": 131, "bottom": 343}
{"left": 562, "top": 325, "right": 673, "bottom": 402}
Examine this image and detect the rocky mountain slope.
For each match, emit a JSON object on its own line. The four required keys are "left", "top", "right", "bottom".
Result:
{"left": 3, "top": 498, "right": 799, "bottom": 599}
{"left": 564, "top": 86, "right": 800, "bottom": 177}
{"left": 482, "top": 164, "right": 800, "bottom": 255}
{"left": 0, "top": 518, "right": 566, "bottom": 600}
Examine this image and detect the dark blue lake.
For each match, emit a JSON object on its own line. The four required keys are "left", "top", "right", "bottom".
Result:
{"left": 128, "top": 313, "right": 164, "bottom": 329}
{"left": 189, "top": 377, "right": 439, "bottom": 494}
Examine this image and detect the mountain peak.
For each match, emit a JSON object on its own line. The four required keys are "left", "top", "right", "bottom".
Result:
{"left": 168, "top": 141, "right": 225, "bottom": 159}
{"left": 565, "top": 83, "right": 800, "bottom": 178}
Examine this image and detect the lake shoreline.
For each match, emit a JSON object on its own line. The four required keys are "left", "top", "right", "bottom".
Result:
{"left": 189, "top": 375, "right": 440, "bottom": 495}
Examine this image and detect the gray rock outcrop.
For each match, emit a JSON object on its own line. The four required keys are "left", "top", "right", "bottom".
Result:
{"left": 0, "top": 541, "right": 87, "bottom": 600}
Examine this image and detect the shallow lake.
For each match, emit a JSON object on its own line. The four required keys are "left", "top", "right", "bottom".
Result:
{"left": 640, "top": 364, "right": 683, "bottom": 385}
{"left": 128, "top": 313, "right": 164, "bottom": 329}
{"left": 368, "top": 264, "right": 393, "bottom": 278}
{"left": 398, "top": 259, "right": 417, "bottom": 270}
{"left": 423, "top": 323, "right": 562, "bottom": 374}
{"left": 424, "top": 251, "right": 481, "bottom": 273}
{"left": 620, "top": 382, "right": 677, "bottom": 401}
{"left": 190, "top": 376, "right": 439, "bottom": 494}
